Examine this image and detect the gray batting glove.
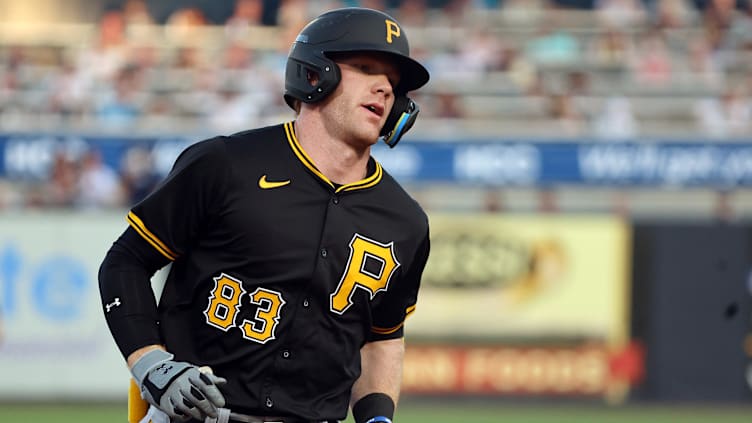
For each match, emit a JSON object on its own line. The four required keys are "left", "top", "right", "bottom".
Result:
{"left": 131, "top": 349, "right": 227, "bottom": 422}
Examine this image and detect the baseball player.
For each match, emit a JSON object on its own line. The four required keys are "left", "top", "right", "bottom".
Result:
{"left": 99, "top": 7, "right": 430, "bottom": 423}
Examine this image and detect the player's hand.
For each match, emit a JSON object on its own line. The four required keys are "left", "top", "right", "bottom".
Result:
{"left": 131, "top": 349, "right": 226, "bottom": 421}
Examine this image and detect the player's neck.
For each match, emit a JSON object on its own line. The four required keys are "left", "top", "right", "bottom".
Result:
{"left": 293, "top": 118, "right": 370, "bottom": 185}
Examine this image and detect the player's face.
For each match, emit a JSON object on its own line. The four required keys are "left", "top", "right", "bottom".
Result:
{"left": 322, "top": 52, "right": 400, "bottom": 147}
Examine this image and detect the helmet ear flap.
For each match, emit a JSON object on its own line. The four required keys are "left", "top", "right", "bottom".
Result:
{"left": 381, "top": 96, "right": 420, "bottom": 148}
{"left": 284, "top": 53, "right": 341, "bottom": 108}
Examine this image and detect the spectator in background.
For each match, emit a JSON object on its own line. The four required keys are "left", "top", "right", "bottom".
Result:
{"left": 44, "top": 150, "right": 80, "bottom": 208}
{"left": 587, "top": 28, "right": 633, "bottom": 68}
{"left": 225, "top": 0, "right": 264, "bottom": 39}
{"left": 172, "top": 45, "right": 205, "bottom": 72}
{"left": 694, "top": 85, "right": 752, "bottom": 138}
{"left": 434, "top": 90, "right": 465, "bottom": 118}
{"left": 719, "top": 1, "right": 752, "bottom": 69}
{"left": 503, "top": 46, "right": 544, "bottom": 95}
{"left": 172, "top": 66, "right": 219, "bottom": 121}
{"left": 546, "top": 91, "right": 587, "bottom": 137}
{"left": 629, "top": 28, "right": 673, "bottom": 87}
{"left": 592, "top": 96, "right": 639, "bottom": 140}
{"left": 0, "top": 47, "right": 22, "bottom": 110}
{"left": 501, "top": 0, "right": 547, "bottom": 25}
{"left": 120, "top": 146, "right": 161, "bottom": 206}
{"left": 698, "top": 0, "right": 739, "bottom": 58}
{"left": 701, "top": 0, "right": 738, "bottom": 31}
{"left": 566, "top": 70, "right": 590, "bottom": 97}
{"left": 682, "top": 35, "right": 725, "bottom": 89}
{"left": 165, "top": 6, "right": 210, "bottom": 40}
{"left": 206, "top": 42, "right": 277, "bottom": 131}
{"left": 75, "top": 9, "right": 129, "bottom": 84}
{"left": 139, "top": 93, "right": 176, "bottom": 132}
{"left": 206, "top": 83, "right": 261, "bottom": 133}
{"left": 651, "top": 0, "right": 696, "bottom": 30}
{"left": 123, "top": 0, "right": 156, "bottom": 26}
{"left": 47, "top": 58, "right": 93, "bottom": 122}
{"left": 395, "top": 0, "right": 430, "bottom": 26}
{"left": 595, "top": 0, "right": 647, "bottom": 30}
{"left": 166, "top": 6, "right": 210, "bottom": 27}
{"left": 276, "top": 0, "right": 312, "bottom": 47}
{"left": 359, "top": 0, "right": 388, "bottom": 13}
{"left": 722, "top": 1, "right": 752, "bottom": 50}
{"left": 95, "top": 64, "right": 144, "bottom": 128}
{"left": 164, "top": 46, "right": 217, "bottom": 120}
{"left": 427, "top": 27, "right": 503, "bottom": 86}
{"left": 524, "top": 12, "right": 581, "bottom": 66}
{"left": 215, "top": 42, "right": 262, "bottom": 92}
{"left": 457, "top": 27, "right": 507, "bottom": 74}
{"left": 440, "top": 0, "right": 478, "bottom": 27}
{"left": 77, "top": 149, "right": 124, "bottom": 209}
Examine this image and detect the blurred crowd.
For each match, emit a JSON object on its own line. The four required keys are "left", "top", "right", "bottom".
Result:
{"left": 0, "top": 0, "right": 751, "bottom": 137}
{"left": 1, "top": 0, "right": 752, "bottom": 212}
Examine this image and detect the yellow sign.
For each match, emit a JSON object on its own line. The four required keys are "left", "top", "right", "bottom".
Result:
{"left": 408, "top": 214, "right": 631, "bottom": 347}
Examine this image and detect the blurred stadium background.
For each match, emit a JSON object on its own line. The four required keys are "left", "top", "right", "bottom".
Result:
{"left": 1, "top": 0, "right": 752, "bottom": 421}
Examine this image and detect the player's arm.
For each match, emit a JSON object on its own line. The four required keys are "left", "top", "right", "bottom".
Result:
{"left": 99, "top": 227, "right": 226, "bottom": 421}
{"left": 351, "top": 224, "right": 429, "bottom": 423}
{"left": 99, "top": 227, "right": 167, "bottom": 357}
{"left": 100, "top": 137, "right": 230, "bottom": 359}
{"left": 350, "top": 338, "right": 404, "bottom": 423}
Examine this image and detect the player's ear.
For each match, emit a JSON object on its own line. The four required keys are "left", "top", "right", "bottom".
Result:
{"left": 293, "top": 99, "right": 301, "bottom": 115}
{"left": 306, "top": 69, "right": 320, "bottom": 86}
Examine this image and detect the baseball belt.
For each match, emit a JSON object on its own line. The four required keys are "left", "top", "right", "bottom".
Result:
{"left": 205, "top": 408, "right": 338, "bottom": 423}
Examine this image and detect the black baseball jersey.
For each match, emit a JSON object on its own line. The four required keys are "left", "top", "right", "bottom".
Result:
{"left": 123, "top": 122, "right": 429, "bottom": 420}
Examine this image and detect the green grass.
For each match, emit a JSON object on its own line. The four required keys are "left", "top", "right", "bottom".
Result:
{"left": 0, "top": 401, "right": 751, "bottom": 423}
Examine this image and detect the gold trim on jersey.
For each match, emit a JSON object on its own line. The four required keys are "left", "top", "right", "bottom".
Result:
{"left": 406, "top": 304, "right": 416, "bottom": 316}
{"left": 371, "top": 304, "right": 416, "bottom": 335}
{"left": 371, "top": 321, "right": 404, "bottom": 335}
{"left": 284, "top": 121, "right": 383, "bottom": 193}
{"left": 126, "top": 211, "right": 178, "bottom": 261}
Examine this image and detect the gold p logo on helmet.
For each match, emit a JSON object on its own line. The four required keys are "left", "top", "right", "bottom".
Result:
{"left": 385, "top": 19, "right": 400, "bottom": 43}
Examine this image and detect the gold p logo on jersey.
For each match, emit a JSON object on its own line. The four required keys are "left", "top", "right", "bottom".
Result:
{"left": 330, "top": 234, "right": 401, "bottom": 314}
{"left": 385, "top": 19, "right": 400, "bottom": 44}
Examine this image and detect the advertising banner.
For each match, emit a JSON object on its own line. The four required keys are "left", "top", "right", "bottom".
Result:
{"left": 2, "top": 133, "right": 752, "bottom": 187}
{"left": 0, "top": 212, "right": 130, "bottom": 400}
{"left": 402, "top": 214, "right": 634, "bottom": 400}
{"left": 407, "top": 214, "right": 631, "bottom": 344}
{"left": 402, "top": 344, "right": 613, "bottom": 395}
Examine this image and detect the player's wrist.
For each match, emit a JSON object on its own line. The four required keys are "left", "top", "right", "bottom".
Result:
{"left": 130, "top": 348, "right": 174, "bottom": 386}
{"left": 353, "top": 393, "right": 395, "bottom": 423}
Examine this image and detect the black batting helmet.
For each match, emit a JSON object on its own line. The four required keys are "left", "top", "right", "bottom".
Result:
{"left": 283, "top": 7, "right": 430, "bottom": 108}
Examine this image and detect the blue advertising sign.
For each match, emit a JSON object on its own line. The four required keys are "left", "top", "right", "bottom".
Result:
{"left": 2, "top": 133, "right": 752, "bottom": 187}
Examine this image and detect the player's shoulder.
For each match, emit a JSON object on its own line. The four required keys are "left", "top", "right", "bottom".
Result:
{"left": 180, "top": 123, "right": 288, "bottom": 163}
{"left": 170, "top": 135, "right": 228, "bottom": 171}
{"left": 224, "top": 122, "right": 288, "bottom": 148}
{"left": 378, "top": 167, "right": 429, "bottom": 226}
